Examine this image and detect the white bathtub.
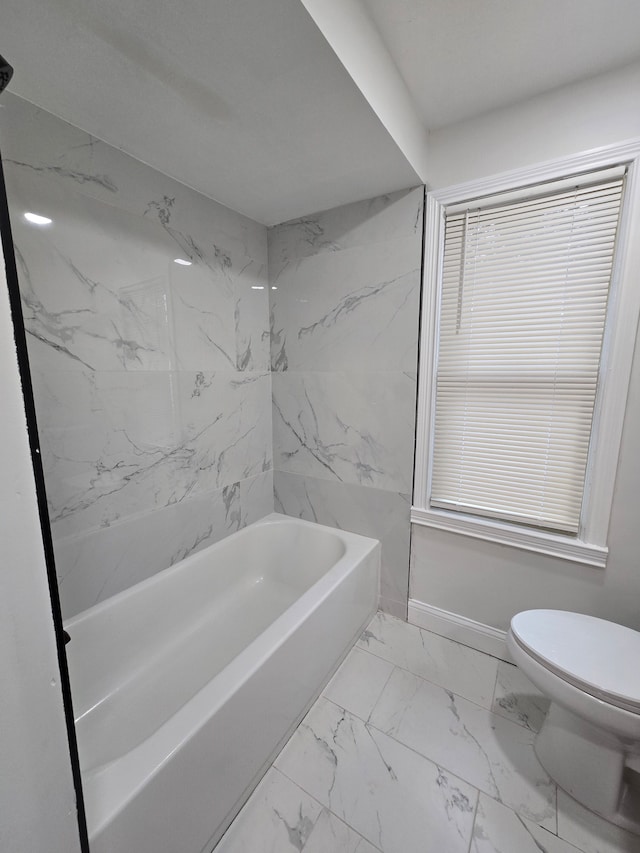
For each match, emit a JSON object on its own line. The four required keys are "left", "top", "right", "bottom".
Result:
{"left": 64, "top": 513, "right": 380, "bottom": 853}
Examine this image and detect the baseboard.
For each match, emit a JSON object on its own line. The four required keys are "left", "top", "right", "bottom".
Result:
{"left": 408, "top": 599, "right": 511, "bottom": 662}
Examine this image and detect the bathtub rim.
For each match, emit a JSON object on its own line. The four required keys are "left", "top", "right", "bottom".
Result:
{"left": 70, "top": 513, "right": 380, "bottom": 838}
{"left": 64, "top": 512, "right": 353, "bottom": 634}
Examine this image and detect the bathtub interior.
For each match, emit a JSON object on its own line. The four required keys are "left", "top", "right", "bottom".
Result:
{"left": 64, "top": 515, "right": 357, "bottom": 773}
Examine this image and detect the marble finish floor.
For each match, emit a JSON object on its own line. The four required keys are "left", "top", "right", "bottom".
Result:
{"left": 214, "top": 612, "right": 640, "bottom": 853}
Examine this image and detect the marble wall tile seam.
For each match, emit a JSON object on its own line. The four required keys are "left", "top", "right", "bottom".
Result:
{"left": 56, "top": 470, "right": 274, "bottom": 616}
{"left": 272, "top": 466, "right": 412, "bottom": 502}
{"left": 271, "top": 372, "right": 416, "bottom": 493}
{"left": 272, "top": 471, "right": 412, "bottom": 504}
{"left": 6, "top": 167, "right": 266, "bottom": 309}
{"left": 271, "top": 368, "right": 418, "bottom": 377}
{"left": 12, "top": 217, "right": 269, "bottom": 375}
{"left": 272, "top": 461, "right": 413, "bottom": 496}
{"left": 51, "top": 467, "right": 274, "bottom": 548}
{"left": 40, "top": 366, "right": 273, "bottom": 538}
{"left": 272, "top": 471, "right": 411, "bottom": 616}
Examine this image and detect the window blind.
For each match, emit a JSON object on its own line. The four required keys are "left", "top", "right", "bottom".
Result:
{"left": 430, "top": 169, "right": 625, "bottom": 534}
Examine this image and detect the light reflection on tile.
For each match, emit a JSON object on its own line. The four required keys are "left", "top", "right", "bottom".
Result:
{"left": 1, "top": 96, "right": 273, "bottom": 617}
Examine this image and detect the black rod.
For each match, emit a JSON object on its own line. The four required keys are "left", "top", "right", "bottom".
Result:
{"left": 0, "top": 148, "right": 90, "bottom": 852}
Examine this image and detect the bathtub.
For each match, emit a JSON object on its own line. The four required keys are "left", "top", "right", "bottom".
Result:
{"left": 64, "top": 513, "right": 380, "bottom": 853}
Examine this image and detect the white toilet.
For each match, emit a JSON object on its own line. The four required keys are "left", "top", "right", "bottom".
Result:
{"left": 508, "top": 609, "right": 640, "bottom": 835}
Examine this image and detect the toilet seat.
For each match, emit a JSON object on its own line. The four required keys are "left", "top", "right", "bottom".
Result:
{"left": 510, "top": 610, "right": 640, "bottom": 715}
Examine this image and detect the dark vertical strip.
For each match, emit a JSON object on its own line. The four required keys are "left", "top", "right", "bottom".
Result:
{"left": 0, "top": 153, "right": 90, "bottom": 852}
{"left": 407, "top": 184, "right": 428, "bottom": 614}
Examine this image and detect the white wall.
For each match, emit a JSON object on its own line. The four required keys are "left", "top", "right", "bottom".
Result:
{"left": 301, "top": 0, "right": 429, "bottom": 181}
{"left": 411, "top": 61, "right": 640, "bottom": 632}
{"left": 427, "top": 61, "right": 640, "bottom": 190}
{"left": 0, "top": 248, "right": 82, "bottom": 850}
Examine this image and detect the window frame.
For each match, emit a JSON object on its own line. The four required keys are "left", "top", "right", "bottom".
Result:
{"left": 412, "top": 140, "right": 640, "bottom": 568}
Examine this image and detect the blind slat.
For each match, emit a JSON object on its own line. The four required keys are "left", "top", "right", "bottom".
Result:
{"left": 430, "top": 168, "right": 624, "bottom": 534}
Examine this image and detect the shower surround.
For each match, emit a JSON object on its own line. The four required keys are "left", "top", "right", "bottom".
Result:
{"left": 1, "top": 94, "right": 273, "bottom": 617}
{"left": 268, "top": 190, "right": 424, "bottom": 617}
{"left": 1, "top": 94, "right": 423, "bottom": 619}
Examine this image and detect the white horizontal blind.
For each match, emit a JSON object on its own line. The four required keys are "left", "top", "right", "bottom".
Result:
{"left": 431, "top": 170, "right": 625, "bottom": 534}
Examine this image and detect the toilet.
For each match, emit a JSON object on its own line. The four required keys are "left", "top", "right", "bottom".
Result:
{"left": 507, "top": 610, "right": 640, "bottom": 835}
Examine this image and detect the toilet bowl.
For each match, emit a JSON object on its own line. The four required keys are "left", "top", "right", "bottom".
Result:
{"left": 507, "top": 610, "right": 640, "bottom": 835}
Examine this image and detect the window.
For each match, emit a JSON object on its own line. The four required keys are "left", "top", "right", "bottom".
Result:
{"left": 413, "top": 142, "right": 640, "bottom": 567}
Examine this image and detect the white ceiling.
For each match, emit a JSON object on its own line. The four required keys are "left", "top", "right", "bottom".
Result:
{"left": 2, "top": 0, "right": 640, "bottom": 223}
{"left": 362, "top": 0, "right": 640, "bottom": 129}
{"left": 0, "top": 0, "right": 420, "bottom": 224}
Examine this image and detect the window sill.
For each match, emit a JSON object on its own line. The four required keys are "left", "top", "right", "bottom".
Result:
{"left": 410, "top": 506, "right": 607, "bottom": 568}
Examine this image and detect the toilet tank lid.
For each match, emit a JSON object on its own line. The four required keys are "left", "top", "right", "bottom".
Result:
{"left": 510, "top": 610, "right": 640, "bottom": 712}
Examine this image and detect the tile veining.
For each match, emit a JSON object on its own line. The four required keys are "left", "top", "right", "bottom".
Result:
{"left": 269, "top": 189, "right": 423, "bottom": 616}
{"left": 215, "top": 614, "right": 630, "bottom": 853}
{"left": 0, "top": 93, "right": 273, "bottom": 618}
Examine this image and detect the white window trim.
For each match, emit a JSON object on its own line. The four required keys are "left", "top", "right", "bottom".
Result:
{"left": 412, "top": 139, "right": 640, "bottom": 568}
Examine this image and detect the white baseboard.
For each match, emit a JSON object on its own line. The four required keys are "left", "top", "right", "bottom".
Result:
{"left": 408, "top": 599, "right": 512, "bottom": 662}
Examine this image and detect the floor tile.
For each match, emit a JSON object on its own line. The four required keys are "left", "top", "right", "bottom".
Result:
{"left": 556, "top": 789, "right": 640, "bottom": 853}
{"left": 275, "top": 696, "right": 478, "bottom": 853}
{"left": 491, "top": 660, "right": 550, "bottom": 732}
{"left": 323, "top": 647, "right": 394, "bottom": 722}
{"left": 358, "top": 611, "right": 499, "bottom": 709}
{"left": 369, "top": 666, "right": 557, "bottom": 830}
{"left": 472, "top": 794, "right": 581, "bottom": 853}
{"left": 303, "top": 810, "right": 380, "bottom": 853}
{"left": 214, "top": 767, "right": 323, "bottom": 853}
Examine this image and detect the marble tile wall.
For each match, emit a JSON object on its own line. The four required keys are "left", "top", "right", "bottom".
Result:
{"left": 0, "top": 94, "right": 273, "bottom": 617}
{"left": 268, "top": 189, "right": 424, "bottom": 616}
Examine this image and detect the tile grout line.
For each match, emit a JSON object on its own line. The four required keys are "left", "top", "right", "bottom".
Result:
{"left": 359, "top": 615, "right": 546, "bottom": 734}
{"left": 356, "top": 638, "right": 532, "bottom": 729}
{"left": 465, "top": 789, "right": 481, "bottom": 853}
{"left": 489, "top": 655, "right": 501, "bottom": 710}
{"left": 321, "top": 694, "right": 557, "bottom": 840}
{"left": 354, "top": 641, "right": 499, "bottom": 715}
{"left": 271, "top": 763, "right": 385, "bottom": 853}
{"left": 365, "top": 659, "right": 396, "bottom": 726}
